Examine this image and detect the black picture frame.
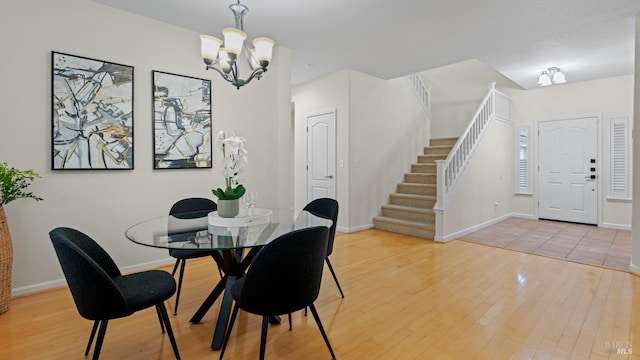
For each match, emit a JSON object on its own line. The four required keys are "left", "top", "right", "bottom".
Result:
{"left": 152, "top": 71, "right": 212, "bottom": 169}
{"left": 51, "top": 51, "right": 134, "bottom": 170}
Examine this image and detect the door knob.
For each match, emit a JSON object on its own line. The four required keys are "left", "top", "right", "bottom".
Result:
{"left": 325, "top": 175, "right": 333, "bottom": 179}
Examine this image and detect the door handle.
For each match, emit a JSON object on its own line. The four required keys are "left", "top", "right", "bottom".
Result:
{"left": 585, "top": 175, "right": 597, "bottom": 180}
{"left": 325, "top": 175, "right": 333, "bottom": 179}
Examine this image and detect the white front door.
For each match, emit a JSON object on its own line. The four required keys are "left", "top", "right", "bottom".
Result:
{"left": 538, "top": 117, "right": 598, "bottom": 224}
{"left": 307, "top": 110, "right": 336, "bottom": 202}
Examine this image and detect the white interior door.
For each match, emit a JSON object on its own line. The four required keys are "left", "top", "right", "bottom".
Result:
{"left": 538, "top": 117, "right": 598, "bottom": 224}
{"left": 307, "top": 110, "right": 336, "bottom": 203}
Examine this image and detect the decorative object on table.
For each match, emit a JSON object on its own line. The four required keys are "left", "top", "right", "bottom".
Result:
{"left": 51, "top": 52, "right": 134, "bottom": 170}
{"left": 217, "top": 198, "right": 240, "bottom": 218}
{"left": 208, "top": 208, "right": 272, "bottom": 227}
{"left": 0, "top": 163, "right": 42, "bottom": 314}
{"left": 152, "top": 71, "right": 212, "bottom": 169}
{"left": 244, "top": 191, "right": 257, "bottom": 215}
{"left": 199, "top": 0, "right": 275, "bottom": 89}
{"left": 212, "top": 131, "right": 247, "bottom": 218}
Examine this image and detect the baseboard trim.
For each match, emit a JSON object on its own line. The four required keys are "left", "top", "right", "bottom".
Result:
{"left": 437, "top": 213, "right": 515, "bottom": 243}
{"left": 436, "top": 212, "right": 540, "bottom": 243}
{"left": 600, "top": 222, "right": 632, "bottom": 231}
{"left": 338, "top": 224, "right": 373, "bottom": 234}
{"left": 630, "top": 262, "right": 640, "bottom": 277}
{"left": 12, "top": 258, "right": 176, "bottom": 297}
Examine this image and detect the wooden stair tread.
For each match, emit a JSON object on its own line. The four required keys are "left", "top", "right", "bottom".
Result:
{"left": 399, "top": 183, "right": 435, "bottom": 187}
{"left": 373, "top": 216, "right": 435, "bottom": 229}
{"left": 390, "top": 193, "right": 436, "bottom": 200}
{"left": 405, "top": 172, "right": 436, "bottom": 176}
{"left": 381, "top": 204, "right": 435, "bottom": 214}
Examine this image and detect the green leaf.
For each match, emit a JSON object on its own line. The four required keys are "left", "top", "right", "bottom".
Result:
{"left": 0, "top": 162, "right": 43, "bottom": 207}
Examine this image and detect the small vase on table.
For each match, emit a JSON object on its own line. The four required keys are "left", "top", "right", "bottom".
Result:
{"left": 217, "top": 199, "right": 240, "bottom": 218}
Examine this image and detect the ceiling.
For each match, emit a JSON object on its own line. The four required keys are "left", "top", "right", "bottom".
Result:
{"left": 91, "top": 0, "right": 640, "bottom": 89}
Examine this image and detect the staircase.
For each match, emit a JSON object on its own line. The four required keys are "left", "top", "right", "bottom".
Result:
{"left": 373, "top": 137, "right": 457, "bottom": 239}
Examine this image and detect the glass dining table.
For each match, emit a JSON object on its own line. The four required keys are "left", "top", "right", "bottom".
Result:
{"left": 124, "top": 208, "right": 332, "bottom": 350}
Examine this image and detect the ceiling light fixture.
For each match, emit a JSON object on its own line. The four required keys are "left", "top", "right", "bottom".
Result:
{"left": 200, "top": 0, "right": 275, "bottom": 89}
{"left": 538, "top": 67, "right": 566, "bottom": 86}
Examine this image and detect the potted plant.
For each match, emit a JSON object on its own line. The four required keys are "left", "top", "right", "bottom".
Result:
{"left": 212, "top": 131, "right": 247, "bottom": 217}
{"left": 0, "top": 162, "right": 42, "bottom": 314}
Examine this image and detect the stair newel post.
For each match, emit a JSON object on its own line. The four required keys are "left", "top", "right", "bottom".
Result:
{"left": 434, "top": 160, "right": 446, "bottom": 211}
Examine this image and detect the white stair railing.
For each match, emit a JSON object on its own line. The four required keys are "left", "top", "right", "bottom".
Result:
{"left": 405, "top": 73, "right": 431, "bottom": 116}
{"left": 434, "top": 82, "right": 508, "bottom": 211}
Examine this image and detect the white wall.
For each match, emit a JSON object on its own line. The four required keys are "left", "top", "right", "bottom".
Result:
{"left": 1, "top": 0, "right": 292, "bottom": 294}
{"left": 421, "top": 59, "right": 522, "bottom": 138}
{"left": 292, "top": 70, "right": 350, "bottom": 227}
{"left": 441, "top": 119, "right": 514, "bottom": 237}
{"left": 509, "top": 75, "right": 633, "bottom": 228}
{"left": 348, "top": 71, "right": 428, "bottom": 229}
{"left": 292, "top": 70, "right": 428, "bottom": 231}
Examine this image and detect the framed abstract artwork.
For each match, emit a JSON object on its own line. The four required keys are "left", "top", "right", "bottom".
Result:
{"left": 152, "top": 71, "right": 212, "bottom": 169}
{"left": 51, "top": 52, "right": 134, "bottom": 170}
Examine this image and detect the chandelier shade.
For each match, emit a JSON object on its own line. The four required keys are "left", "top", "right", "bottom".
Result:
{"left": 199, "top": 0, "right": 275, "bottom": 89}
{"left": 538, "top": 67, "right": 566, "bottom": 86}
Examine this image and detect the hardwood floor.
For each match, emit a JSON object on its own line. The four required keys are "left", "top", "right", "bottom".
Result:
{"left": 1, "top": 229, "right": 638, "bottom": 359}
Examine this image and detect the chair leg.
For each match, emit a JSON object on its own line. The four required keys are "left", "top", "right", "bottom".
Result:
{"left": 85, "top": 320, "right": 100, "bottom": 356}
{"left": 156, "top": 306, "right": 166, "bottom": 333}
{"left": 157, "top": 303, "right": 181, "bottom": 360}
{"left": 308, "top": 304, "right": 336, "bottom": 360}
{"left": 220, "top": 303, "right": 241, "bottom": 360}
{"left": 288, "top": 313, "right": 292, "bottom": 331}
{"left": 259, "top": 316, "right": 269, "bottom": 360}
{"left": 174, "top": 259, "right": 187, "bottom": 315}
{"left": 171, "top": 259, "right": 180, "bottom": 276}
{"left": 92, "top": 320, "right": 109, "bottom": 360}
{"left": 325, "top": 258, "right": 344, "bottom": 298}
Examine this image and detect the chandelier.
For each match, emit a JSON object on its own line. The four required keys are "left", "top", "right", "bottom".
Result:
{"left": 200, "top": 0, "right": 275, "bottom": 89}
{"left": 538, "top": 67, "right": 566, "bottom": 86}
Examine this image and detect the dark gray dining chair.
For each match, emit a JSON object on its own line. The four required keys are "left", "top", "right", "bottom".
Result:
{"left": 219, "top": 226, "right": 336, "bottom": 360}
{"left": 49, "top": 227, "right": 180, "bottom": 360}
{"left": 303, "top": 198, "right": 343, "bottom": 297}
{"left": 169, "top": 197, "right": 224, "bottom": 314}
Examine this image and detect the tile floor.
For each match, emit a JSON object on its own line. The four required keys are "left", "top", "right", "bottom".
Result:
{"left": 458, "top": 217, "right": 631, "bottom": 272}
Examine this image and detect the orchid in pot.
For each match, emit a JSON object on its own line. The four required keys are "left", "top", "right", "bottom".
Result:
{"left": 212, "top": 131, "right": 247, "bottom": 217}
